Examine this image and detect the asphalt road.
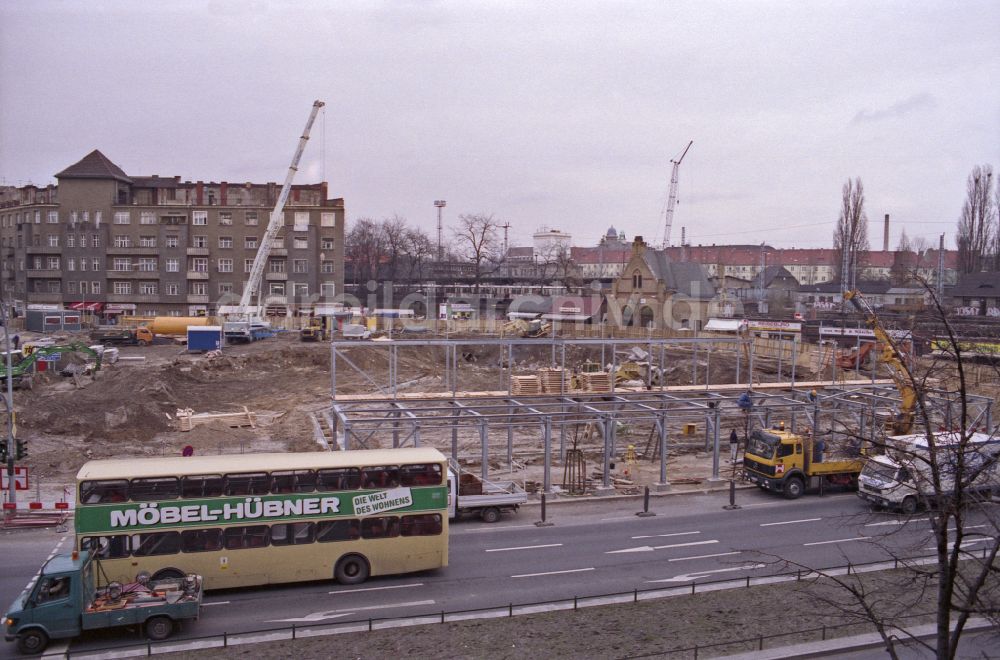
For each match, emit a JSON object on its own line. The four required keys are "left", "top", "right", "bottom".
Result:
{"left": 1, "top": 487, "right": 995, "bottom": 658}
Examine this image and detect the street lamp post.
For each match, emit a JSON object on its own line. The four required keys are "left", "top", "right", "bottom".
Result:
{"left": 434, "top": 200, "right": 447, "bottom": 262}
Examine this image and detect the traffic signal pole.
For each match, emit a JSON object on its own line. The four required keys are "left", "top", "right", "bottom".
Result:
{"left": 3, "top": 301, "right": 15, "bottom": 506}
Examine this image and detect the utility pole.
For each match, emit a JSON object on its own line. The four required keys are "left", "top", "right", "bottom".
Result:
{"left": 434, "top": 200, "right": 447, "bottom": 262}
{"left": 3, "top": 301, "right": 15, "bottom": 507}
{"left": 502, "top": 222, "right": 511, "bottom": 279}
{"left": 937, "top": 233, "right": 945, "bottom": 300}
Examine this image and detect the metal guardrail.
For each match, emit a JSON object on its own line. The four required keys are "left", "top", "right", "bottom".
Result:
{"left": 57, "top": 550, "right": 987, "bottom": 659}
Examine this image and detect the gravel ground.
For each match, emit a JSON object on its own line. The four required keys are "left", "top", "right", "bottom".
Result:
{"left": 159, "top": 567, "right": 992, "bottom": 660}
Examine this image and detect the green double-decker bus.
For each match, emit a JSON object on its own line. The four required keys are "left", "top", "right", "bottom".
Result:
{"left": 75, "top": 448, "right": 449, "bottom": 589}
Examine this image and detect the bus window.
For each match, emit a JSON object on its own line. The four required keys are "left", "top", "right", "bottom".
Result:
{"left": 271, "top": 470, "right": 317, "bottom": 494}
{"left": 223, "top": 525, "right": 270, "bottom": 550}
{"left": 131, "top": 532, "right": 181, "bottom": 557}
{"left": 362, "top": 516, "right": 400, "bottom": 539}
{"left": 80, "top": 480, "right": 129, "bottom": 504}
{"left": 317, "top": 468, "right": 361, "bottom": 491}
{"left": 130, "top": 477, "right": 180, "bottom": 501}
{"left": 181, "top": 529, "right": 223, "bottom": 553}
{"left": 316, "top": 519, "right": 360, "bottom": 542}
{"left": 361, "top": 466, "right": 400, "bottom": 489}
{"left": 270, "top": 522, "right": 315, "bottom": 546}
{"left": 81, "top": 535, "right": 130, "bottom": 559}
{"left": 400, "top": 514, "right": 443, "bottom": 536}
{"left": 224, "top": 473, "right": 269, "bottom": 496}
{"left": 400, "top": 464, "right": 442, "bottom": 486}
{"left": 181, "top": 475, "right": 224, "bottom": 498}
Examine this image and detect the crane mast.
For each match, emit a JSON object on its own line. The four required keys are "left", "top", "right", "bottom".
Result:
{"left": 236, "top": 100, "right": 325, "bottom": 316}
{"left": 661, "top": 140, "right": 693, "bottom": 248}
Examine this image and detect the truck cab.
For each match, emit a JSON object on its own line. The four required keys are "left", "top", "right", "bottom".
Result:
{"left": 743, "top": 427, "right": 863, "bottom": 499}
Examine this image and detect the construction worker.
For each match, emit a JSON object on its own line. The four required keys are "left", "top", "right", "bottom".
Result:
{"left": 729, "top": 429, "right": 739, "bottom": 462}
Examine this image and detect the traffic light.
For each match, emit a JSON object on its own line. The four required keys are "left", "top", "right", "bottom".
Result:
{"left": 15, "top": 439, "right": 26, "bottom": 460}
{"left": 0, "top": 443, "right": 7, "bottom": 462}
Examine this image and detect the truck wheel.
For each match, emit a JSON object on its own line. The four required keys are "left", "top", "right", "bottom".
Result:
{"left": 335, "top": 554, "right": 370, "bottom": 585}
{"left": 901, "top": 496, "right": 918, "bottom": 515}
{"left": 145, "top": 616, "right": 174, "bottom": 641}
{"left": 17, "top": 629, "right": 49, "bottom": 655}
{"left": 783, "top": 477, "right": 805, "bottom": 500}
{"left": 481, "top": 507, "right": 501, "bottom": 523}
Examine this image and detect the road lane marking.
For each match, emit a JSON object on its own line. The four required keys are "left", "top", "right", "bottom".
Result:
{"left": 268, "top": 599, "right": 435, "bottom": 622}
{"left": 330, "top": 583, "right": 424, "bottom": 595}
{"left": 41, "top": 641, "right": 69, "bottom": 657}
{"left": 601, "top": 516, "right": 639, "bottom": 521}
{"left": 668, "top": 551, "right": 741, "bottom": 562}
{"left": 512, "top": 567, "right": 594, "bottom": 578}
{"left": 201, "top": 601, "right": 231, "bottom": 607}
{"left": 486, "top": 543, "right": 563, "bottom": 553}
{"left": 760, "top": 518, "right": 822, "bottom": 527}
{"left": 608, "top": 540, "right": 717, "bottom": 554}
{"left": 926, "top": 536, "right": 994, "bottom": 551}
{"left": 463, "top": 524, "right": 541, "bottom": 533}
{"left": 648, "top": 563, "right": 767, "bottom": 583}
{"left": 864, "top": 520, "right": 907, "bottom": 527}
{"left": 803, "top": 536, "right": 868, "bottom": 546}
{"left": 632, "top": 531, "right": 700, "bottom": 539}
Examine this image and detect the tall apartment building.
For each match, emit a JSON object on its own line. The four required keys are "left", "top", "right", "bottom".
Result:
{"left": 0, "top": 150, "right": 345, "bottom": 317}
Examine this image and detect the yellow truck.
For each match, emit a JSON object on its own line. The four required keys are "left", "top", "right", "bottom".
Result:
{"left": 742, "top": 427, "right": 864, "bottom": 499}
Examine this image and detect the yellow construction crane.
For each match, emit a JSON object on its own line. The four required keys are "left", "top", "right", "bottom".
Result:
{"left": 843, "top": 290, "right": 916, "bottom": 434}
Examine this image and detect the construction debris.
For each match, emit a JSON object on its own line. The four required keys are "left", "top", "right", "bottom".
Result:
{"left": 175, "top": 407, "right": 283, "bottom": 432}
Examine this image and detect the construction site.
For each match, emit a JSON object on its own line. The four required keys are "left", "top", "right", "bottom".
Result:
{"left": 3, "top": 311, "right": 994, "bottom": 511}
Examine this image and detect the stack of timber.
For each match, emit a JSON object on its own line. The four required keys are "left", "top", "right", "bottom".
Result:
{"left": 175, "top": 407, "right": 284, "bottom": 431}
{"left": 538, "top": 368, "right": 567, "bottom": 393}
{"left": 511, "top": 375, "right": 541, "bottom": 395}
{"left": 578, "top": 371, "right": 611, "bottom": 392}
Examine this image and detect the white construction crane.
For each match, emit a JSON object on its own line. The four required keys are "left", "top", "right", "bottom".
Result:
{"left": 661, "top": 140, "right": 693, "bottom": 248}
{"left": 235, "top": 100, "right": 325, "bottom": 318}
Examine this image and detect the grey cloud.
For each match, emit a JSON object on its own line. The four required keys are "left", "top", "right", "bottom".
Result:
{"left": 851, "top": 93, "right": 937, "bottom": 124}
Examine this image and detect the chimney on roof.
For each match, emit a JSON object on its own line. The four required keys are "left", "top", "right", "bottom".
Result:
{"left": 883, "top": 214, "right": 890, "bottom": 252}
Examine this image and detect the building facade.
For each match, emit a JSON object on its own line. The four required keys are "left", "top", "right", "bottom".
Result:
{"left": 0, "top": 150, "right": 345, "bottom": 317}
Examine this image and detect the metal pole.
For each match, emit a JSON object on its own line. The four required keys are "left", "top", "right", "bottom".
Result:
{"left": 790, "top": 336, "right": 797, "bottom": 386}
{"left": 854, "top": 335, "right": 861, "bottom": 379}
{"left": 602, "top": 418, "right": 612, "bottom": 489}
{"left": 776, "top": 336, "right": 782, "bottom": 382}
{"left": 4, "top": 303, "right": 15, "bottom": 507}
{"left": 711, "top": 407, "right": 721, "bottom": 480}
{"left": 479, "top": 421, "right": 489, "bottom": 483}
{"left": 543, "top": 418, "right": 552, "bottom": 494}
{"left": 658, "top": 413, "right": 669, "bottom": 485}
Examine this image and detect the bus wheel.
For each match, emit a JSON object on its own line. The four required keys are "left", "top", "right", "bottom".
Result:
{"left": 151, "top": 568, "right": 185, "bottom": 581}
{"left": 901, "top": 496, "right": 918, "bottom": 515}
{"left": 481, "top": 507, "right": 501, "bottom": 523}
{"left": 783, "top": 477, "right": 804, "bottom": 500}
{"left": 335, "top": 554, "right": 370, "bottom": 585}
{"left": 17, "top": 629, "right": 49, "bottom": 655}
{"left": 145, "top": 616, "right": 174, "bottom": 641}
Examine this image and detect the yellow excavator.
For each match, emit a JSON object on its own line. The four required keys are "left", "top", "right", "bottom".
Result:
{"left": 843, "top": 290, "right": 916, "bottom": 435}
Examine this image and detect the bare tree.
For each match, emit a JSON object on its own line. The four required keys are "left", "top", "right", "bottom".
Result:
{"left": 956, "top": 165, "right": 995, "bottom": 274}
{"left": 345, "top": 217, "right": 386, "bottom": 287}
{"left": 833, "top": 177, "right": 870, "bottom": 290}
{"left": 401, "top": 226, "right": 434, "bottom": 282}
{"left": 452, "top": 213, "right": 502, "bottom": 292}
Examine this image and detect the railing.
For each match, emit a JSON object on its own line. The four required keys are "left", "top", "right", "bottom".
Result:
{"left": 58, "top": 552, "right": 973, "bottom": 659}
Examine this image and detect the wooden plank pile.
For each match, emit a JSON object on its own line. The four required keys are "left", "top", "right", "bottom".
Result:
{"left": 577, "top": 371, "right": 611, "bottom": 392}
{"left": 538, "top": 368, "right": 567, "bottom": 393}
{"left": 176, "top": 406, "right": 257, "bottom": 432}
{"left": 511, "top": 375, "right": 541, "bottom": 396}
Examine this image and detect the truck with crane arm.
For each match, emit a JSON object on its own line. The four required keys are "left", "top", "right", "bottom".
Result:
{"left": 222, "top": 100, "right": 325, "bottom": 342}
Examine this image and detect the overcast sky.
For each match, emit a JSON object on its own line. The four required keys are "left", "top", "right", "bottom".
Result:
{"left": 1, "top": 1, "right": 997, "bottom": 250}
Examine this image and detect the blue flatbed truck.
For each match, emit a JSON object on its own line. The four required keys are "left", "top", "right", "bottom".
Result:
{"left": 4, "top": 551, "right": 202, "bottom": 654}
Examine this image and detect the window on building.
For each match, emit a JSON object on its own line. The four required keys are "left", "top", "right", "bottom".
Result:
{"left": 321, "top": 261, "right": 335, "bottom": 273}
{"left": 47, "top": 257, "right": 60, "bottom": 270}
{"left": 218, "top": 236, "right": 233, "bottom": 248}
{"left": 217, "top": 258, "right": 233, "bottom": 273}
{"left": 321, "top": 238, "right": 334, "bottom": 250}
{"left": 139, "top": 282, "right": 158, "bottom": 295}
{"left": 114, "top": 211, "right": 131, "bottom": 225}
{"left": 47, "top": 280, "right": 61, "bottom": 293}
{"left": 191, "top": 258, "right": 208, "bottom": 272}
{"left": 320, "top": 212, "right": 335, "bottom": 228}
{"left": 245, "top": 259, "right": 254, "bottom": 273}
{"left": 269, "top": 282, "right": 285, "bottom": 295}
{"left": 293, "top": 236, "right": 308, "bottom": 249}
{"left": 92, "top": 234, "right": 100, "bottom": 247}
{"left": 113, "top": 258, "right": 131, "bottom": 271}
{"left": 193, "top": 235, "right": 207, "bottom": 248}
{"left": 32, "top": 257, "right": 43, "bottom": 270}
{"left": 632, "top": 270, "right": 642, "bottom": 288}
{"left": 190, "top": 282, "right": 207, "bottom": 295}
{"left": 47, "top": 235, "right": 59, "bottom": 247}
{"left": 140, "top": 212, "right": 156, "bottom": 225}
{"left": 245, "top": 211, "right": 258, "bottom": 226}
{"left": 66, "top": 234, "right": 75, "bottom": 248}
{"left": 166, "top": 258, "right": 180, "bottom": 273}
{"left": 293, "top": 283, "right": 308, "bottom": 297}
{"left": 79, "top": 258, "right": 88, "bottom": 272}
{"left": 269, "top": 259, "right": 286, "bottom": 273}
{"left": 293, "top": 212, "right": 309, "bottom": 232}
{"left": 192, "top": 211, "right": 207, "bottom": 226}
{"left": 293, "top": 259, "right": 307, "bottom": 273}
{"left": 166, "top": 283, "right": 180, "bottom": 296}
{"left": 67, "top": 281, "right": 77, "bottom": 294}
{"left": 34, "top": 211, "right": 41, "bottom": 224}
{"left": 219, "top": 212, "right": 232, "bottom": 226}
{"left": 271, "top": 237, "right": 284, "bottom": 249}
{"left": 113, "top": 281, "right": 132, "bottom": 295}
{"left": 67, "top": 258, "right": 76, "bottom": 272}
{"left": 245, "top": 237, "right": 258, "bottom": 249}
{"left": 79, "top": 234, "right": 87, "bottom": 248}
{"left": 94, "top": 211, "right": 102, "bottom": 224}
{"left": 139, "top": 236, "right": 156, "bottom": 248}
{"left": 218, "top": 282, "right": 233, "bottom": 294}
{"left": 47, "top": 211, "right": 59, "bottom": 224}
{"left": 138, "top": 258, "right": 157, "bottom": 272}
{"left": 114, "top": 235, "right": 131, "bottom": 248}
{"left": 92, "top": 258, "right": 101, "bottom": 271}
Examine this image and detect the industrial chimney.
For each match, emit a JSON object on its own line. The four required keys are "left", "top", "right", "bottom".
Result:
{"left": 883, "top": 214, "right": 890, "bottom": 252}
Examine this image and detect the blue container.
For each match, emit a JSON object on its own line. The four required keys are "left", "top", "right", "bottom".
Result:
{"left": 188, "top": 325, "right": 223, "bottom": 352}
